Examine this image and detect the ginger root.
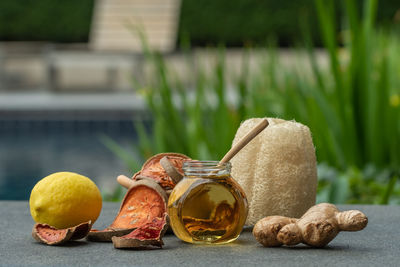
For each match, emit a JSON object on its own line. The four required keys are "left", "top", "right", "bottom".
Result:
{"left": 253, "top": 203, "right": 368, "bottom": 247}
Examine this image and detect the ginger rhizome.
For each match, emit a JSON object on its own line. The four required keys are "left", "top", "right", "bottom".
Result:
{"left": 253, "top": 203, "right": 368, "bottom": 247}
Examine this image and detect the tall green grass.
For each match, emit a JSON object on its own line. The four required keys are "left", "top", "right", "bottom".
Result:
{"left": 105, "top": 0, "right": 400, "bottom": 203}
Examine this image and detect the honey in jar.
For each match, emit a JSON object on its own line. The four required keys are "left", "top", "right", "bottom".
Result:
{"left": 168, "top": 161, "right": 248, "bottom": 244}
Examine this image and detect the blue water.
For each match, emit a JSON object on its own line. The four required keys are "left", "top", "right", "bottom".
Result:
{"left": 0, "top": 118, "right": 143, "bottom": 200}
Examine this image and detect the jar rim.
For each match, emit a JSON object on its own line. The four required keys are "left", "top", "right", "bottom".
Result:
{"left": 183, "top": 160, "right": 231, "bottom": 167}
{"left": 183, "top": 160, "right": 231, "bottom": 177}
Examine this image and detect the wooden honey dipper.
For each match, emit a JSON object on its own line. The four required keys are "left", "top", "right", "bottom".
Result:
{"left": 117, "top": 118, "right": 269, "bottom": 189}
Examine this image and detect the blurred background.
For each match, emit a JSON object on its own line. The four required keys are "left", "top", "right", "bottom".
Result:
{"left": 0, "top": 0, "right": 399, "bottom": 203}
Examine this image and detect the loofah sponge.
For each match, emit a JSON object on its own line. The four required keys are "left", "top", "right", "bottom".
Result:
{"left": 230, "top": 118, "right": 317, "bottom": 225}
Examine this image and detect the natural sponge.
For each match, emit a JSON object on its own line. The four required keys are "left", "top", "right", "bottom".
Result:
{"left": 230, "top": 118, "right": 317, "bottom": 225}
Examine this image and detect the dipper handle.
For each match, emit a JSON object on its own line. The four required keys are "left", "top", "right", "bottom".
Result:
{"left": 219, "top": 118, "right": 269, "bottom": 164}
{"left": 117, "top": 175, "right": 135, "bottom": 189}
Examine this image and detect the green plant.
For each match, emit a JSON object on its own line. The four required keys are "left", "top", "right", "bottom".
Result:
{"left": 179, "top": 0, "right": 400, "bottom": 47}
{"left": 0, "top": 0, "right": 398, "bottom": 44}
{"left": 317, "top": 163, "right": 400, "bottom": 204}
{"left": 0, "top": 0, "right": 94, "bottom": 42}
{"left": 105, "top": 0, "right": 400, "bottom": 203}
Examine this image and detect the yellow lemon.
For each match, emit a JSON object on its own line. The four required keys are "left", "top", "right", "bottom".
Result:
{"left": 29, "top": 172, "right": 102, "bottom": 229}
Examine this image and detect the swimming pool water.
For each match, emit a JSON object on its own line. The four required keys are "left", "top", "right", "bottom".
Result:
{"left": 0, "top": 119, "right": 142, "bottom": 200}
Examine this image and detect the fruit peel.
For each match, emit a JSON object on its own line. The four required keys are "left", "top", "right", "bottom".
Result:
{"left": 32, "top": 221, "right": 92, "bottom": 246}
{"left": 133, "top": 153, "right": 191, "bottom": 189}
{"left": 112, "top": 214, "right": 169, "bottom": 249}
{"left": 87, "top": 228, "right": 136, "bottom": 242}
{"left": 88, "top": 179, "right": 168, "bottom": 242}
{"left": 160, "top": 156, "right": 185, "bottom": 184}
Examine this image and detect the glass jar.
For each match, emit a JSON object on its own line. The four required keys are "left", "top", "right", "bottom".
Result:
{"left": 168, "top": 161, "right": 248, "bottom": 244}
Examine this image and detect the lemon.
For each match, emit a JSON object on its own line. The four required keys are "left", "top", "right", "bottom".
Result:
{"left": 29, "top": 172, "right": 102, "bottom": 229}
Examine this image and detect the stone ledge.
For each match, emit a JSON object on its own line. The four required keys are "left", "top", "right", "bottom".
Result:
{"left": 0, "top": 202, "right": 398, "bottom": 266}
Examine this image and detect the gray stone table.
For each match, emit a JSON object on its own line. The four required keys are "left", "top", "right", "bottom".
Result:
{"left": 0, "top": 201, "right": 398, "bottom": 266}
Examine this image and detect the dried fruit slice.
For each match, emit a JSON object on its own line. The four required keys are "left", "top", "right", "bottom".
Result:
{"left": 87, "top": 228, "right": 135, "bottom": 242}
{"left": 110, "top": 179, "right": 168, "bottom": 228}
{"left": 133, "top": 153, "right": 191, "bottom": 189}
{"left": 88, "top": 179, "right": 168, "bottom": 242}
{"left": 32, "top": 221, "right": 91, "bottom": 245}
{"left": 112, "top": 214, "right": 169, "bottom": 249}
{"left": 160, "top": 156, "right": 184, "bottom": 184}
{"left": 69, "top": 221, "right": 93, "bottom": 240}
{"left": 135, "top": 175, "right": 159, "bottom": 183}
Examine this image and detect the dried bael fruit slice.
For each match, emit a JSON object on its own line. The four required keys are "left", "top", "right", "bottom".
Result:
{"left": 87, "top": 228, "right": 134, "bottom": 242}
{"left": 88, "top": 179, "right": 168, "bottom": 242}
{"left": 160, "top": 156, "right": 185, "bottom": 184}
{"left": 112, "top": 214, "right": 169, "bottom": 249}
{"left": 110, "top": 179, "right": 168, "bottom": 228}
{"left": 32, "top": 221, "right": 91, "bottom": 245}
{"left": 133, "top": 153, "right": 191, "bottom": 190}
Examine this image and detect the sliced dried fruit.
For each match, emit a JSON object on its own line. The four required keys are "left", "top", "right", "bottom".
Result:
{"left": 135, "top": 175, "right": 159, "bottom": 183}
{"left": 112, "top": 214, "right": 169, "bottom": 249}
{"left": 88, "top": 179, "right": 168, "bottom": 242}
{"left": 32, "top": 221, "right": 91, "bottom": 245}
{"left": 110, "top": 179, "right": 168, "bottom": 228}
{"left": 160, "top": 156, "right": 184, "bottom": 184}
{"left": 133, "top": 153, "right": 191, "bottom": 189}
{"left": 69, "top": 220, "right": 92, "bottom": 240}
{"left": 165, "top": 189, "right": 173, "bottom": 197}
{"left": 87, "top": 228, "right": 135, "bottom": 242}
